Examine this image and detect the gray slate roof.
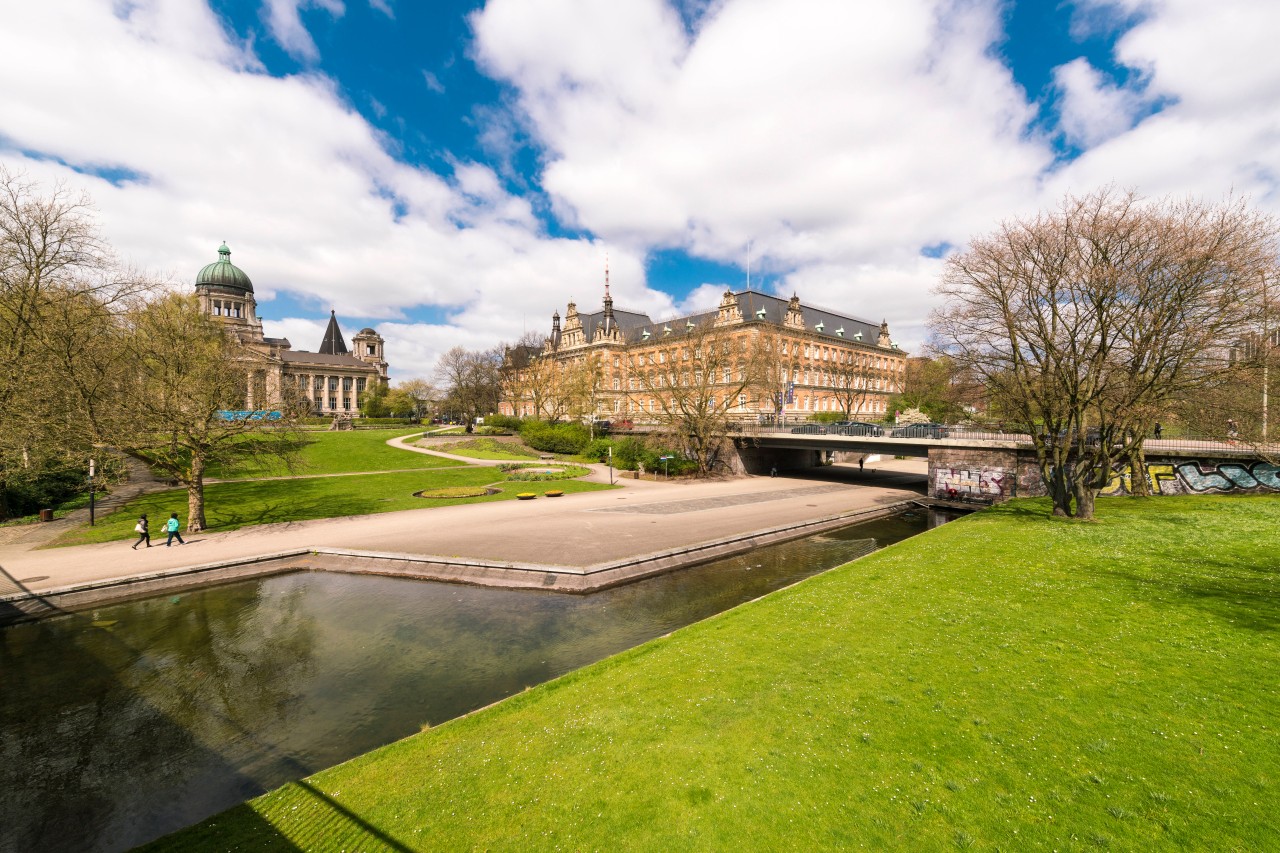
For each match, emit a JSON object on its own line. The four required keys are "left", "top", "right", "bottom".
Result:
{"left": 571, "top": 290, "right": 884, "bottom": 347}
{"left": 279, "top": 351, "right": 374, "bottom": 369}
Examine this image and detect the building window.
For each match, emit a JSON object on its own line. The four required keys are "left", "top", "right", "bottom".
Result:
{"left": 366, "top": 344, "right": 376, "bottom": 355}
{"left": 739, "top": 395, "right": 747, "bottom": 410}
{"left": 356, "top": 378, "right": 366, "bottom": 392}
{"left": 343, "top": 399, "right": 351, "bottom": 411}
{"left": 342, "top": 377, "right": 353, "bottom": 392}
{"left": 613, "top": 377, "right": 620, "bottom": 390}
{"left": 328, "top": 378, "right": 338, "bottom": 392}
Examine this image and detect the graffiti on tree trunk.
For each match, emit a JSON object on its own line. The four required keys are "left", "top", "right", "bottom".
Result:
{"left": 1100, "top": 460, "right": 1280, "bottom": 496}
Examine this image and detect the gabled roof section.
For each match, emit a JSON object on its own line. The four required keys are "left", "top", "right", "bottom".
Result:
{"left": 577, "top": 308, "right": 653, "bottom": 342}
{"left": 730, "top": 290, "right": 881, "bottom": 341}
{"left": 319, "top": 310, "right": 349, "bottom": 355}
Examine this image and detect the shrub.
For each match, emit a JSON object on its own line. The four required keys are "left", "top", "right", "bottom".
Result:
{"left": 355, "top": 417, "right": 412, "bottom": 426}
{"left": 583, "top": 438, "right": 614, "bottom": 460}
{"left": 610, "top": 436, "right": 648, "bottom": 470}
{"left": 298, "top": 416, "right": 332, "bottom": 426}
{"left": 519, "top": 420, "right": 591, "bottom": 455}
{"left": 486, "top": 414, "right": 522, "bottom": 430}
{"left": 475, "top": 426, "right": 512, "bottom": 436}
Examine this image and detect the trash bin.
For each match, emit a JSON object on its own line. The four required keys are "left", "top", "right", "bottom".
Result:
{"left": 39, "top": 508, "right": 54, "bottom": 522}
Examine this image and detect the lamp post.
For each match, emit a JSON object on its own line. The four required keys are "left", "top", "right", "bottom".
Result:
{"left": 607, "top": 445, "right": 614, "bottom": 485}
{"left": 88, "top": 458, "right": 96, "bottom": 527}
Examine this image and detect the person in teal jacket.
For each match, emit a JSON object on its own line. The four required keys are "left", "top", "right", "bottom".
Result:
{"left": 165, "top": 513, "right": 186, "bottom": 546}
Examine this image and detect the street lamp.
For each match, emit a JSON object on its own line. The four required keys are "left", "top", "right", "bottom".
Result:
{"left": 88, "top": 458, "right": 96, "bottom": 526}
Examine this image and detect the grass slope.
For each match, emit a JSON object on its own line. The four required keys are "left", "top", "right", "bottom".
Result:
{"left": 56, "top": 469, "right": 611, "bottom": 546}
{"left": 205, "top": 430, "right": 454, "bottom": 479}
{"left": 148, "top": 495, "right": 1280, "bottom": 851}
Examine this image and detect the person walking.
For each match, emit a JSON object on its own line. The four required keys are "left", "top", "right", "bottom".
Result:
{"left": 164, "top": 513, "right": 186, "bottom": 547}
{"left": 858, "top": 456, "right": 865, "bottom": 473}
{"left": 1227, "top": 418, "right": 1240, "bottom": 440}
{"left": 132, "top": 514, "right": 150, "bottom": 550}
{"left": 1153, "top": 422, "right": 1162, "bottom": 440}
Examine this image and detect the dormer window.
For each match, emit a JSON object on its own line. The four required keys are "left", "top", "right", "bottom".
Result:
{"left": 835, "top": 327, "right": 845, "bottom": 337}
{"left": 814, "top": 321, "right": 824, "bottom": 332}
{"left": 853, "top": 331, "right": 863, "bottom": 340}
{"left": 755, "top": 307, "right": 767, "bottom": 318}
{"left": 642, "top": 329, "right": 651, "bottom": 339}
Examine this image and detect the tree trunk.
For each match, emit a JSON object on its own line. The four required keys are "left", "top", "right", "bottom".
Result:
{"left": 1072, "top": 480, "right": 1096, "bottom": 520}
{"left": 187, "top": 453, "right": 206, "bottom": 532}
{"left": 1127, "top": 444, "right": 1151, "bottom": 496}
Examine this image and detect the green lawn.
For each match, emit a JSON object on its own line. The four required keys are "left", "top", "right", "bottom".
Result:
{"left": 148, "top": 495, "right": 1280, "bottom": 851}
{"left": 431, "top": 437, "right": 540, "bottom": 461}
{"left": 54, "top": 469, "right": 612, "bottom": 546}
{"left": 204, "top": 430, "right": 459, "bottom": 479}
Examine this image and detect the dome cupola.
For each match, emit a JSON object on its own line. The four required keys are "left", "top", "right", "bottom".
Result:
{"left": 196, "top": 243, "right": 254, "bottom": 293}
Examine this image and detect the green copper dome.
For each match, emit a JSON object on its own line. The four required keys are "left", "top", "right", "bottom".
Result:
{"left": 196, "top": 243, "right": 254, "bottom": 293}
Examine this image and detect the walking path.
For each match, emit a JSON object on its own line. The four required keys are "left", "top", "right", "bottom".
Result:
{"left": 0, "top": 431, "right": 928, "bottom": 606}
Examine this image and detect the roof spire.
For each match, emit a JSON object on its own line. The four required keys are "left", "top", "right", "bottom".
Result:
{"left": 602, "top": 257, "right": 615, "bottom": 334}
{"left": 319, "top": 309, "right": 349, "bottom": 355}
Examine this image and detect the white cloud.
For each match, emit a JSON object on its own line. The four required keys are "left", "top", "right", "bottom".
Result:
{"left": 1052, "top": 58, "right": 1149, "bottom": 148}
{"left": 422, "top": 69, "right": 445, "bottom": 94}
{"left": 262, "top": 0, "right": 344, "bottom": 63}
{"left": 1048, "top": 0, "right": 1280, "bottom": 207}
{"left": 472, "top": 0, "right": 1052, "bottom": 332}
{"left": 6, "top": 0, "right": 1280, "bottom": 382}
{"left": 0, "top": 0, "right": 651, "bottom": 381}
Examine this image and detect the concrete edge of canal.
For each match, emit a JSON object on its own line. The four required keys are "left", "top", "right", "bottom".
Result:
{"left": 0, "top": 500, "right": 919, "bottom": 624}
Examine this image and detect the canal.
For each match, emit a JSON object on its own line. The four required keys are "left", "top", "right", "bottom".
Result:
{"left": 0, "top": 509, "right": 955, "bottom": 852}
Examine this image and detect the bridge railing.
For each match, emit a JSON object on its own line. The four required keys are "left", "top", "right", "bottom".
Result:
{"left": 734, "top": 422, "right": 1278, "bottom": 456}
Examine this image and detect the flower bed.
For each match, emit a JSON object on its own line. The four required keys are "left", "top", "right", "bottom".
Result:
{"left": 414, "top": 486, "right": 499, "bottom": 499}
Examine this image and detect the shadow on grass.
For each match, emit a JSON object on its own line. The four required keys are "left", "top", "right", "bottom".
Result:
{"left": 1092, "top": 559, "right": 1280, "bottom": 634}
{"left": 201, "top": 781, "right": 416, "bottom": 852}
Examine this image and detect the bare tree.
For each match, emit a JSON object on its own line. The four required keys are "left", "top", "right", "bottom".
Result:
{"left": 0, "top": 168, "right": 151, "bottom": 517}
{"left": 932, "top": 187, "right": 1276, "bottom": 518}
{"left": 627, "top": 321, "right": 771, "bottom": 474}
{"left": 396, "top": 377, "right": 439, "bottom": 420}
{"left": 435, "top": 345, "right": 503, "bottom": 429}
{"left": 500, "top": 331, "right": 570, "bottom": 421}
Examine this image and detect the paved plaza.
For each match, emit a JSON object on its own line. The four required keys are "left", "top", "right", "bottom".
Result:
{"left": 0, "top": 458, "right": 927, "bottom": 599}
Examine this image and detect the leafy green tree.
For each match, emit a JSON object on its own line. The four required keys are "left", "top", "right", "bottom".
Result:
{"left": 359, "top": 379, "right": 390, "bottom": 417}
{"left": 109, "top": 293, "right": 304, "bottom": 531}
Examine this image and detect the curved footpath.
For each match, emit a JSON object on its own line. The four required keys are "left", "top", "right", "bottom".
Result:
{"left": 0, "top": 439, "right": 928, "bottom": 617}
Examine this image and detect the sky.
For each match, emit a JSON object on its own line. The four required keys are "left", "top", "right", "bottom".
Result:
{"left": 3, "top": 0, "right": 1279, "bottom": 381}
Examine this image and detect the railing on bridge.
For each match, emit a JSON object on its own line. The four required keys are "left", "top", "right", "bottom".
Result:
{"left": 722, "top": 421, "right": 1276, "bottom": 456}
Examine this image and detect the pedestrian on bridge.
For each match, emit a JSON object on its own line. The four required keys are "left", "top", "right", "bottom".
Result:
{"left": 1153, "top": 422, "right": 1162, "bottom": 440}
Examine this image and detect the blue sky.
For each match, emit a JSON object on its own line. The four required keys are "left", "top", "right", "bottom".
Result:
{"left": 3, "top": 0, "right": 1279, "bottom": 379}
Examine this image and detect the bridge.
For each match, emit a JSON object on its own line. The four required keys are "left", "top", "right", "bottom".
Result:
{"left": 624, "top": 423, "right": 1280, "bottom": 502}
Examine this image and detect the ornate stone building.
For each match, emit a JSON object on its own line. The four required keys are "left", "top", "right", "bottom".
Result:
{"left": 501, "top": 278, "right": 906, "bottom": 422}
{"left": 195, "top": 243, "right": 388, "bottom": 414}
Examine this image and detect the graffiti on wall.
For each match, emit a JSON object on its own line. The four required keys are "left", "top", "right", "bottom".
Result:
{"left": 934, "top": 467, "right": 1013, "bottom": 500}
{"left": 1100, "top": 460, "right": 1280, "bottom": 496}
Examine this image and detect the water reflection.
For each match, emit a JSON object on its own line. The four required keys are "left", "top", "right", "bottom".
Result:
{"left": 1, "top": 510, "right": 952, "bottom": 851}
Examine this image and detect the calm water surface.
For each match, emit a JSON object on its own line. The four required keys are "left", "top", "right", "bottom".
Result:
{"left": 0, "top": 510, "right": 951, "bottom": 852}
